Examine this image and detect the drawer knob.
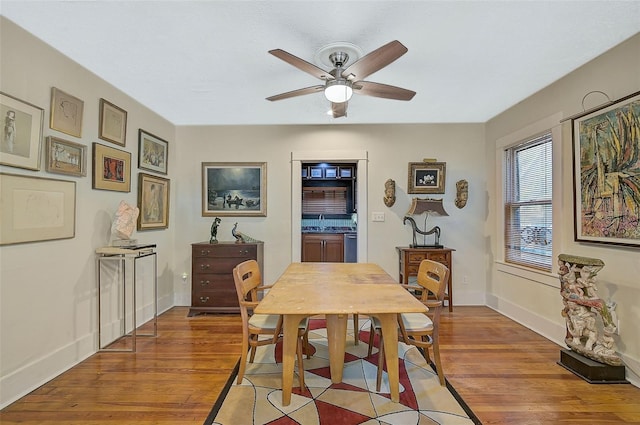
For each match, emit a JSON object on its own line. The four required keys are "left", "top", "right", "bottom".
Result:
{"left": 200, "top": 264, "right": 211, "bottom": 270}
{"left": 200, "top": 280, "right": 210, "bottom": 286}
{"left": 199, "top": 296, "right": 210, "bottom": 303}
{"left": 200, "top": 250, "right": 210, "bottom": 255}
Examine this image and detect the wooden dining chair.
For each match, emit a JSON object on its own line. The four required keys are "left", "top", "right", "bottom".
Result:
{"left": 368, "top": 259, "right": 450, "bottom": 390}
{"left": 232, "top": 259, "right": 309, "bottom": 388}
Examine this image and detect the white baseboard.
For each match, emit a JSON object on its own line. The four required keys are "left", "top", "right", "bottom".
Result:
{"left": 486, "top": 293, "right": 639, "bottom": 388}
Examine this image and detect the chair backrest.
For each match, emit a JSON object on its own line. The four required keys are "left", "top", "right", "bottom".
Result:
{"left": 232, "top": 260, "right": 262, "bottom": 325}
{"left": 415, "top": 259, "right": 449, "bottom": 305}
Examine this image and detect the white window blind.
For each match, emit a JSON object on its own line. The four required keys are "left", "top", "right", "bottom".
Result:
{"left": 504, "top": 132, "right": 553, "bottom": 271}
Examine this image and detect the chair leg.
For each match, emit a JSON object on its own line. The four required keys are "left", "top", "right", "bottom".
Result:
{"left": 376, "top": 333, "right": 385, "bottom": 392}
{"left": 432, "top": 338, "right": 446, "bottom": 386}
{"left": 296, "top": 337, "right": 305, "bottom": 390}
{"left": 367, "top": 323, "right": 375, "bottom": 357}
{"left": 237, "top": 339, "right": 249, "bottom": 384}
{"left": 303, "top": 330, "right": 311, "bottom": 359}
{"left": 249, "top": 344, "right": 257, "bottom": 363}
{"left": 353, "top": 314, "right": 359, "bottom": 345}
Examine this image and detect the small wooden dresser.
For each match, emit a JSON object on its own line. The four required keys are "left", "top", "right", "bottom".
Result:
{"left": 396, "top": 246, "right": 455, "bottom": 311}
{"left": 189, "top": 241, "right": 264, "bottom": 316}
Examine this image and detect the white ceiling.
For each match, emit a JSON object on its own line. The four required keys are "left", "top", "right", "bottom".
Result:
{"left": 3, "top": 1, "right": 639, "bottom": 126}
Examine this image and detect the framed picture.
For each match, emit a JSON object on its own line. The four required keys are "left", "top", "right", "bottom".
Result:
{"left": 408, "top": 162, "right": 446, "bottom": 194}
{"left": 99, "top": 98, "right": 127, "bottom": 146}
{"left": 572, "top": 90, "right": 640, "bottom": 247}
{"left": 0, "top": 173, "right": 76, "bottom": 245}
{"left": 0, "top": 92, "right": 44, "bottom": 170}
{"left": 92, "top": 142, "right": 131, "bottom": 192}
{"left": 137, "top": 173, "right": 170, "bottom": 230}
{"left": 202, "top": 162, "right": 267, "bottom": 217}
{"left": 50, "top": 87, "right": 84, "bottom": 138}
{"left": 45, "top": 136, "right": 87, "bottom": 177}
{"left": 138, "top": 129, "right": 168, "bottom": 175}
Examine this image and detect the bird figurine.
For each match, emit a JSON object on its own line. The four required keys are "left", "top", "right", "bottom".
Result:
{"left": 231, "top": 222, "right": 245, "bottom": 243}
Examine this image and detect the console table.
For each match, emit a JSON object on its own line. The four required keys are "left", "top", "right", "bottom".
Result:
{"left": 396, "top": 246, "right": 455, "bottom": 312}
{"left": 95, "top": 245, "right": 158, "bottom": 352}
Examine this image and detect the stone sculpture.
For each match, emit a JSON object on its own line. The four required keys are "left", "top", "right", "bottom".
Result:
{"left": 558, "top": 254, "right": 622, "bottom": 366}
{"left": 111, "top": 200, "right": 139, "bottom": 241}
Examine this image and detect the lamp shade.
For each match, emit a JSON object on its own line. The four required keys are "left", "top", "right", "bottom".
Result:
{"left": 405, "top": 198, "right": 449, "bottom": 217}
{"left": 324, "top": 80, "right": 353, "bottom": 103}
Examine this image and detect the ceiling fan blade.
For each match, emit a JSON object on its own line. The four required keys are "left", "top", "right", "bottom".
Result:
{"left": 342, "top": 40, "right": 408, "bottom": 80}
{"left": 331, "top": 102, "right": 348, "bottom": 118}
{"left": 266, "top": 85, "right": 324, "bottom": 101}
{"left": 354, "top": 81, "right": 416, "bottom": 101}
{"left": 269, "top": 49, "right": 333, "bottom": 80}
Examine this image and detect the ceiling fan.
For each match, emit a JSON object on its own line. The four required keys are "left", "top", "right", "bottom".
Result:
{"left": 266, "top": 40, "right": 416, "bottom": 118}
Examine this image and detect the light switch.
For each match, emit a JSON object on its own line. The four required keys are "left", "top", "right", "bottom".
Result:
{"left": 372, "top": 212, "right": 385, "bottom": 222}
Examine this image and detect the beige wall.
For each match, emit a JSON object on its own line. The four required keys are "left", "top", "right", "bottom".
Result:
{"left": 485, "top": 33, "right": 640, "bottom": 385}
{"left": 0, "top": 18, "right": 176, "bottom": 407}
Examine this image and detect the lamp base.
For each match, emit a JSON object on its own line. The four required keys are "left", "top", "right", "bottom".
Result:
{"left": 410, "top": 244, "right": 443, "bottom": 249}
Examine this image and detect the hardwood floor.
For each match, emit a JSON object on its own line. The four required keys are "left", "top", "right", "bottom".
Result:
{"left": 1, "top": 306, "right": 639, "bottom": 424}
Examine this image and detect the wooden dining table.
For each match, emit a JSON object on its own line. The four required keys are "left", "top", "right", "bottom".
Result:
{"left": 254, "top": 262, "right": 428, "bottom": 406}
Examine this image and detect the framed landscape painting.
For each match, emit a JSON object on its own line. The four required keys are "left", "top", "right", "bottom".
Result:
{"left": 573, "top": 90, "right": 640, "bottom": 247}
{"left": 0, "top": 92, "right": 44, "bottom": 170}
{"left": 138, "top": 129, "right": 168, "bottom": 175}
{"left": 202, "top": 162, "right": 266, "bottom": 217}
{"left": 45, "top": 136, "right": 87, "bottom": 177}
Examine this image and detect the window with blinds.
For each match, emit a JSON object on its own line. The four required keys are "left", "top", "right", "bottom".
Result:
{"left": 302, "top": 187, "right": 347, "bottom": 214}
{"left": 504, "top": 132, "right": 553, "bottom": 271}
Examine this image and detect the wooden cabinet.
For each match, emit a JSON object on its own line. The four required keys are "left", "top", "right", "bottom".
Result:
{"left": 396, "top": 246, "right": 455, "bottom": 312}
{"left": 302, "top": 233, "right": 344, "bottom": 262}
{"left": 189, "top": 241, "right": 263, "bottom": 316}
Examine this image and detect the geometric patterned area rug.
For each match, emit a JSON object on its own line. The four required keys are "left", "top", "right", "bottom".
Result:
{"left": 206, "top": 318, "right": 481, "bottom": 425}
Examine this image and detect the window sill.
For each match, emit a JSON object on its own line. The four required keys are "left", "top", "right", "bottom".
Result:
{"left": 495, "top": 261, "right": 560, "bottom": 289}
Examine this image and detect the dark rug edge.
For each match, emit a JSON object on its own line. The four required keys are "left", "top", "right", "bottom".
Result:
{"left": 203, "top": 359, "right": 240, "bottom": 425}
{"left": 203, "top": 357, "right": 482, "bottom": 425}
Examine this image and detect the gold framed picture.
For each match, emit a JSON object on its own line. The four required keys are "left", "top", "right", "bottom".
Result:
{"left": 99, "top": 98, "right": 127, "bottom": 146}
{"left": 45, "top": 136, "right": 87, "bottom": 177}
{"left": 408, "top": 162, "right": 446, "bottom": 194}
{"left": 50, "top": 87, "right": 84, "bottom": 138}
{"left": 138, "top": 129, "right": 168, "bottom": 175}
{"left": 0, "top": 92, "right": 44, "bottom": 170}
{"left": 92, "top": 142, "right": 131, "bottom": 192}
{"left": 138, "top": 172, "right": 170, "bottom": 230}
{"left": 202, "top": 162, "right": 267, "bottom": 217}
{"left": 0, "top": 173, "right": 76, "bottom": 245}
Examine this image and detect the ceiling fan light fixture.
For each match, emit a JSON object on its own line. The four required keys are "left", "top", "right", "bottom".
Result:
{"left": 324, "top": 80, "right": 353, "bottom": 103}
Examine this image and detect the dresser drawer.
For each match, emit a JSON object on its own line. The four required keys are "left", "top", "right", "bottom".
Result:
{"left": 427, "top": 251, "right": 451, "bottom": 265}
{"left": 192, "top": 288, "right": 237, "bottom": 308}
{"left": 407, "top": 252, "right": 427, "bottom": 264}
{"left": 193, "top": 244, "right": 257, "bottom": 258}
{"left": 194, "top": 257, "right": 246, "bottom": 273}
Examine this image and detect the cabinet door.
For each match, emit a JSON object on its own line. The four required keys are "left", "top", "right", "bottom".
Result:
{"left": 323, "top": 235, "right": 344, "bottom": 262}
{"left": 302, "top": 235, "right": 324, "bottom": 262}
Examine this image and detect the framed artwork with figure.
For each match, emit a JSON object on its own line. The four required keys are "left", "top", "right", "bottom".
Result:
{"left": 138, "top": 129, "right": 168, "bottom": 175}
{"left": 0, "top": 92, "right": 44, "bottom": 170}
{"left": 138, "top": 173, "right": 170, "bottom": 230}
{"left": 92, "top": 142, "right": 131, "bottom": 192}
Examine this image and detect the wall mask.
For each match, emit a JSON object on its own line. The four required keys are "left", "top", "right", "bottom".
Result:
{"left": 455, "top": 179, "right": 468, "bottom": 209}
{"left": 383, "top": 178, "right": 396, "bottom": 207}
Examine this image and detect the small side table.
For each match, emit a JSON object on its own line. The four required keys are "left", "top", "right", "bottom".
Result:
{"left": 96, "top": 245, "right": 158, "bottom": 352}
{"left": 396, "top": 246, "right": 455, "bottom": 312}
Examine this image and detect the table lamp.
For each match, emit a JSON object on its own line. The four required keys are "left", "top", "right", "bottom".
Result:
{"left": 403, "top": 198, "right": 449, "bottom": 248}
